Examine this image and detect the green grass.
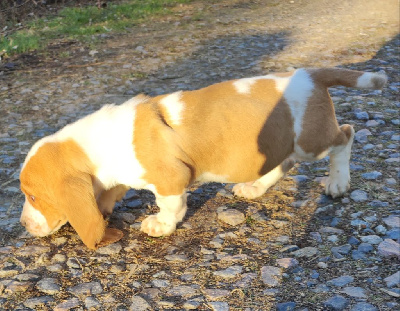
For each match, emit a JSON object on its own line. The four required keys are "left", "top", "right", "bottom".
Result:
{"left": 0, "top": 0, "right": 192, "bottom": 55}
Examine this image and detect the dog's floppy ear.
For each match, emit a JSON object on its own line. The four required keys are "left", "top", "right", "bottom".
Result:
{"left": 60, "top": 174, "right": 123, "bottom": 249}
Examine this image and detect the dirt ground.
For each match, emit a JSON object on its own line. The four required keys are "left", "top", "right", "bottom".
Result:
{"left": 0, "top": 0, "right": 399, "bottom": 310}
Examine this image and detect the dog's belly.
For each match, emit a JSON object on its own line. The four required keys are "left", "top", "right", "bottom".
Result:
{"left": 194, "top": 138, "right": 293, "bottom": 184}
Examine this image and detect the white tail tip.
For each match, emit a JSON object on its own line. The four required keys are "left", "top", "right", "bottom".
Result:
{"left": 357, "top": 71, "right": 388, "bottom": 89}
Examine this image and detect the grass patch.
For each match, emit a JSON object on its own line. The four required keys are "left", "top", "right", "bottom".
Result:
{"left": 0, "top": 0, "right": 192, "bottom": 55}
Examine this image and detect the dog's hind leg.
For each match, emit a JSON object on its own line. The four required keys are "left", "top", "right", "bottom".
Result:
{"left": 233, "top": 158, "right": 295, "bottom": 199}
{"left": 325, "top": 124, "right": 355, "bottom": 198}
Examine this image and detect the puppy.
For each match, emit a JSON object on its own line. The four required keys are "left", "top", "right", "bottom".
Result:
{"left": 19, "top": 68, "right": 387, "bottom": 249}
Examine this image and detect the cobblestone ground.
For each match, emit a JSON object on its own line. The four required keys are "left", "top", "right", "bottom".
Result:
{"left": 0, "top": 0, "right": 399, "bottom": 310}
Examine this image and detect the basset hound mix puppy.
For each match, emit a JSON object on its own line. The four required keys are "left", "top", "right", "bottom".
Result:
{"left": 19, "top": 68, "right": 387, "bottom": 249}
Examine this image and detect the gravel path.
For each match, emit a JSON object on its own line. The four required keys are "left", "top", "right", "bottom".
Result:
{"left": 0, "top": 0, "right": 399, "bottom": 310}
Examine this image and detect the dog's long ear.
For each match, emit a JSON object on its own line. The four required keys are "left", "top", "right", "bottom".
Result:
{"left": 59, "top": 175, "right": 122, "bottom": 249}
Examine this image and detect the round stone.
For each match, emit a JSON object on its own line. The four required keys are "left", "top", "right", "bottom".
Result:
{"left": 350, "top": 190, "right": 368, "bottom": 202}
{"left": 217, "top": 209, "right": 245, "bottom": 226}
{"left": 350, "top": 302, "right": 378, "bottom": 311}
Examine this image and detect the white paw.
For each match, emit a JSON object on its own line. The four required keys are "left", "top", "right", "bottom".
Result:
{"left": 325, "top": 175, "right": 350, "bottom": 198}
{"left": 140, "top": 215, "right": 176, "bottom": 237}
{"left": 232, "top": 182, "right": 264, "bottom": 199}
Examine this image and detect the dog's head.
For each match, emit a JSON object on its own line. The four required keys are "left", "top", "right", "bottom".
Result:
{"left": 20, "top": 138, "right": 122, "bottom": 249}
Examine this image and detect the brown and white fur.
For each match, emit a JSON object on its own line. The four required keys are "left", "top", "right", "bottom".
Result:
{"left": 19, "top": 68, "right": 387, "bottom": 249}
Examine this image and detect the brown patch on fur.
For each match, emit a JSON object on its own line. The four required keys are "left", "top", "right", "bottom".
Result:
{"left": 297, "top": 68, "right": 368, "bottom": 156}
{"left": 133, "top": 102, "right": 193, "bottom": 196}
{"left": 135, "top": 78, "right": 294, "bottom": 191}
{"left": 20, "top": 140, "right": 120, "bottom": 249}
{"left": 308, "top": 68, "right": 364, "bottom": 88}
{"left": 296, "top": 86, "right": 340, "bottom": 155}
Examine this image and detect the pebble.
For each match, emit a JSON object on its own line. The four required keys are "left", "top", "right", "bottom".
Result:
{"left": 350, "top": 190, "right": 368, "bottom": 202}
{"left": 378, "top": 239, "right": 400, "bottom": 258}
{"left": 217, "top": 209, "right": 245, "bottom": 226}
{"left": 280, "top": 245, "right": 299, "bottom": 253}
{"left": 0, "top": 269, "right": 19, "bottom": 278}
{"left": 183, "top": 301, "right": 201, "bottom": 309}
{"left": 363, "top": 143, "right": 375, "bottom": 150}
{"left": 331, "top": 244, "right": 352, "bottom": 255}
{"left": 204, "top": 288, "right": 230, "bottom": 300}
{"left": 360, "top": 235, "right": 383, "bottom": 244}
{"left": 317, "top": 262, "right": 328, "bottom": 269}
{"left": 310, "top": 232, "right": 323, "bottom": 243}
{"left": 276, "top": 258, "right": 299, "bottom": 269}
{"left": 391, "top": 134, "right": 400, "bottom": 141}
{"left": 276, "top": 235, "right": 290, "bottom": 244}
{"left": 361, "top": 171, "right": 382, "bottom": 180}
{"left": 164, "top": 254, "right": 188, "bottom": 262}
{"left": 369, "top": 200, "right": 389, "bottom": 208}
{"left": 167, "top": 285, "right": 198, "bottom": 297}
{"left": 152, "top": 279, "right": 170, "bottom": 288}
{"left": 384, "top": 271, "right": 400, "bottom": 287}
{"left": 386, "top": 228, "right": 400, "bottom": 240}
{"left": 68, "top": 281, "right": 103, "bottom": 296}
{"left": 36, "top": 278, "right": 61, "bottom": 295}
{"left": 213, "top": 265, "right": 243, "bottom": 279}
{"left": 355, "top": 111, "right": 369, "bottom": 120}
{"left": 130, "top": 296, "right": 151, "bottom": 311}
{"left": 341, "top": 286, "right": 367, "bottom": 298}
{"left": 54, "top": 298, "right": 80, "bottom": 311}
{"left": 291, "top": 175, "right": 309, "bottom": 183}
{"left": 118, "top": 212, "right": 136, "bottom": 223}
{"left": 351, "top": 219, "right": 369, "bottom": 228}
{"left": 366, "top": 120, "right": 381, "bottom": 127}
{"left": 209, "top": 237, "right": 224, "bottom": 248}
{"left": 323, "top": 295, "right": 349, "bottom": 310}
{"left": 358, "top": 243, "right": 374, "bottom": 253}
{"left": 66, "top": 258, "right": 81, "bottom": 269}
{"left": 24, "top": 296, "right": 55, "bottom": 308}
{"left": 276, "top": 302, "right": 296, "bottom": 311}
{"left": 16, "top": 274, "right": 40, "bottom": 282}
{"left": 96, "top": 243, "right": 122, "bottom": 255}
{"left": 234, "top": 273, "right": 257, "bottom": 288}
{"left": 85, "top": 296, "right": 101, "bottom": 308}
{"left": 355, "top": 129, "right": 372, "bottom": 143}
{"left": 375, "top": 225, "right": 387, "bottom": 235}
{"left": 290, "top": 247, "right": 319, "bottom": 258}
{"left": 350, "top": 302, "right": 378, "bottom": 311}
{"left": 351, "top": 250, "right": 366, "bottom": 260}
{"left": 380, "top": 288, "right": 400, "bottom": 298}
{"left": 261, "top": 266, "right": 282, "bottom": 287}
{"left": 348, "top": 236, "right": 361, "bottom": 245}
{"left": 209, "top": 301, "right": 230, "bottom": 311}
{"left": 319, "top": 227, "right": 344, "bottom": 235}
{"left": 15, "top": 245, "right": 51, "bottom": 257}
{"left": 327, "top": 275, "right": 354, "bottom": 287}
{"left": 313, "top": 284, "right": 330, "bottom": 293}
{"left": 383, "top": 215, "right": 400, "bottom": 228}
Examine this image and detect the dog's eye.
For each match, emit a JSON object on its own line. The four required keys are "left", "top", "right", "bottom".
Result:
{"left": 29, "top": 195, "right": 35, "bottom": 202}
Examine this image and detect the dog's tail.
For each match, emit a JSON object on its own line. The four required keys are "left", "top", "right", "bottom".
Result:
{"left": 308, "top": 68, "right": 387, "bottom": 89}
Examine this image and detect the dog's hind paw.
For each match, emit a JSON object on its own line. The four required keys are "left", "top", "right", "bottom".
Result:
{"left": 232, "top": 182, "right": 264, "bottom": 199}
{"left": 325, "top": 176, "right": 350, "bottom": 198}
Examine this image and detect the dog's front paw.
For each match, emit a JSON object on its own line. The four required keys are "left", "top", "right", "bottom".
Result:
{"left": 141, "top": 215, "right": 176, "bottom": 237}
{"left": 325, "top": 176, "right": 350, "bottom": 198}
{"left": 232, "top": 182, "right": 264, "bottom": 199}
